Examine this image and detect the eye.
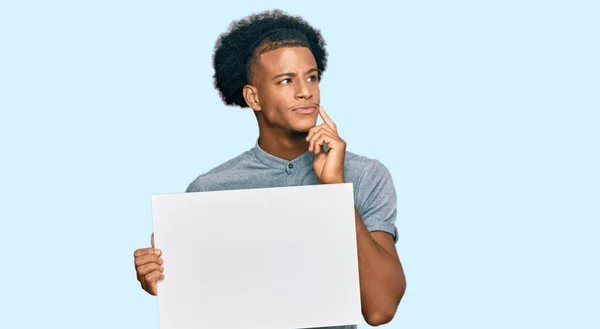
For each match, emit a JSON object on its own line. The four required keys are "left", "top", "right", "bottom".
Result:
{"left": 308, "top": 75, "right": 318, "bottom": 82}
{"left": 280, "top": 78, "right": 292, "bottom": 84}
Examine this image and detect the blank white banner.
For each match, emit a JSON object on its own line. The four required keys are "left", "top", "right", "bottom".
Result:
{"left": 151, "top": 183, "right": 362, "bottom": 329}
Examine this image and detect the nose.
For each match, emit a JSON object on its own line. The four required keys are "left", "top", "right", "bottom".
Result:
{"left": 295, "top": 79, "right": 312, "bottom": 100}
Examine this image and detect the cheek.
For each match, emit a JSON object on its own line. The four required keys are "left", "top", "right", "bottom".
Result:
{"left": 259, "top": 90, "right": 289, "bottom": 120}
{"left": 266, "top": 89, "right": 293, "bottom": 112}
{"left": 257, "top": 88, "right": 277, "bottom": 111}
{"left": 308, "top": 80, "right": 320, "bottom": 94}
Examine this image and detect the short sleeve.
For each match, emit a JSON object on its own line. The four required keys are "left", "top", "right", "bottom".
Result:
{"left": 185, "top": 178, "right": 200, "bottom": 193}
{"left": 355, "top": 160, "right": 398, "bottom": 243}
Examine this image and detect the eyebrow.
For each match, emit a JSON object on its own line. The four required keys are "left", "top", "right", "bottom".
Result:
{"left": 272, "top": 68, "right": 318, "bottom": 80}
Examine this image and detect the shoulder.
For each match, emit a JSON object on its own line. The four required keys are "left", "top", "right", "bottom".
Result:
{"left": 344, "top": 150, "right": 396, "bottom": 205}
{"left": 185, "top": 148, "right": 260, "bottom": 193}
{"left": 344, "top": 150, "right": 393, "bottom": 185}
{"left": 345, "top": 150, "right": 398, "bottom": 242}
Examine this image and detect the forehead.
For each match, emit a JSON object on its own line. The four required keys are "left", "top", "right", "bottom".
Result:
{"left": 257, "top": 46, "right": 317, "bottom": 75}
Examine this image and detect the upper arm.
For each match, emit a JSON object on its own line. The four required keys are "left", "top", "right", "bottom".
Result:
{"left": 370, "top": 231, "right": 400, "bottom": 263}
{"left": 356, "top": 160, "right": 399, "bottom": 243}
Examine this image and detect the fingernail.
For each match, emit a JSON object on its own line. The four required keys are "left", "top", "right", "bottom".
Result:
{"left": 155, "top": 250, "right": 161, "bottom": 255}
{"left": 160, "top": 266, "right": 164, "bottom": 271}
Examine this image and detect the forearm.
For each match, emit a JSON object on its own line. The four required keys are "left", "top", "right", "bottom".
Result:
{"left": 355, "top": 207, "right": 406, "bottom": 325}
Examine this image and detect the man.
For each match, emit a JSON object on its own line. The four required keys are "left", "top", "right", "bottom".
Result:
{"left": 133, "top": 9, "right": 406, "bottom": 328}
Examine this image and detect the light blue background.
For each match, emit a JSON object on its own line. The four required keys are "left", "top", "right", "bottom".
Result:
{"left": 1, "top": 0, "right": 598, "bottom": 328}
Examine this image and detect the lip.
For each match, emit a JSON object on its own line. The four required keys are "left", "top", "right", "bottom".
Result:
{"left": 292, "top": 105, "right": 317, "bottom": 114}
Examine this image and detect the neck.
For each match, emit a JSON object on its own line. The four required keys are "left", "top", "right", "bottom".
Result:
{"left": 257, "top": 128, "right": 309, "bottom": 161}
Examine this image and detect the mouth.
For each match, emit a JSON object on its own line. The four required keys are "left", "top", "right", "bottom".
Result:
{"left": 292, "top": 105, "right": 317, "bottom": 115}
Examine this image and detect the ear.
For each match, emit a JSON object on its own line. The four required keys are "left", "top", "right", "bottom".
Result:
{"left": 243, "top": 84, "right": 262, "bottom": 112}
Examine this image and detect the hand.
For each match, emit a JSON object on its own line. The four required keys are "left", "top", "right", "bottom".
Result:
{"left": 133, "top": 232, "right": 164, "bottom": 296}
{"left": 306, "top": 106, "right": 347, "bottom": 184}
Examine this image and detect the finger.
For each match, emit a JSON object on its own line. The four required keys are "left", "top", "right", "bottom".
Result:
{"left": 137, "top": 265, "right": 162, "bottom": 285}
{"left": 309, "top": 131, "right": 318, "bottom": 153}
{"left": 307, "top": 123, "right": 336, "bottom": 140}
{"left": 306, "top": 124, "right": 327, "bottom": 146}
{"left": 146, "top": 270, "right": 165, "bottom": 296}
{"left": 315, "top": 140, "right": 324, "bottom": 155}
{"left": 134, "top": 247, "right": 161, "bottom": 258}
{"left": 135, "top": 254, "right": 163, "bottom": 267}
{"left": 136, "top": 262, "right": 164, "bottom": 277}
{"left": 309, "top": 130, "right": 324, "bottom": 153}
{"left": 311, "top": 131, "right": 324, "bottom": 155}
{"left": 318, "top": 106, "right": 337, "bottom": 132}
{"left": 309, "top": 131, "right": 336, "bottom": 155}
{"left": 144, "top": 270, "right": 165, "bottom": 296}
{"left": 308, "top": 130, "right": 323, "bottom": 155}
{"left": 315, "top": 132, "right": 336, "bottom": 150}
{"left": 151, "top": 232, "right": 155, "bottom": 248}
{"left": 136, "top": 258, "right": 162, "bottom": 282}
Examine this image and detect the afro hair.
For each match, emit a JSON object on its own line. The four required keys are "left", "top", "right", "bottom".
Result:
{"left": 212, "top": 9, "right": 328, "bottom": 108}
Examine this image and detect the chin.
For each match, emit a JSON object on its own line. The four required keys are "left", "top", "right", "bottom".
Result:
{"left": 289, "top": 122, "right": 315, "bottom": 138}
{"left": 291, "top": 125, "right": 314, "bottom": 134}
{"left": 295, "top": 118, "right": 318, "bottom": 131}
{"left": 290, "top": 130, "right": 309, "bottom": 139}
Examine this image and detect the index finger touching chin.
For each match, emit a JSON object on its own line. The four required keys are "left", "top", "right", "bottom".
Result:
{"left": 318, "top": 106, "right": 336, "bottom": 131}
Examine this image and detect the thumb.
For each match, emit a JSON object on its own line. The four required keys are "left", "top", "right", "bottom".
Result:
{"left": 151, "top": 232, "right": 155, "bottom": 248}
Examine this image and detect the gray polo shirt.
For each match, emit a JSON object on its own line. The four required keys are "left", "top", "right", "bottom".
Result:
{"left": 185, "top": 143, "right": 398, "bottom": 329}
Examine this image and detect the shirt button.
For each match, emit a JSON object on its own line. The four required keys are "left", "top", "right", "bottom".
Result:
{"left": 288, "top": 163, "right": 294, "bottom": 169}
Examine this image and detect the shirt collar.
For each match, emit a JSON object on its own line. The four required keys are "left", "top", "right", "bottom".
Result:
{"left": 251, "top": 139, "right": 314, "bottom": 171}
